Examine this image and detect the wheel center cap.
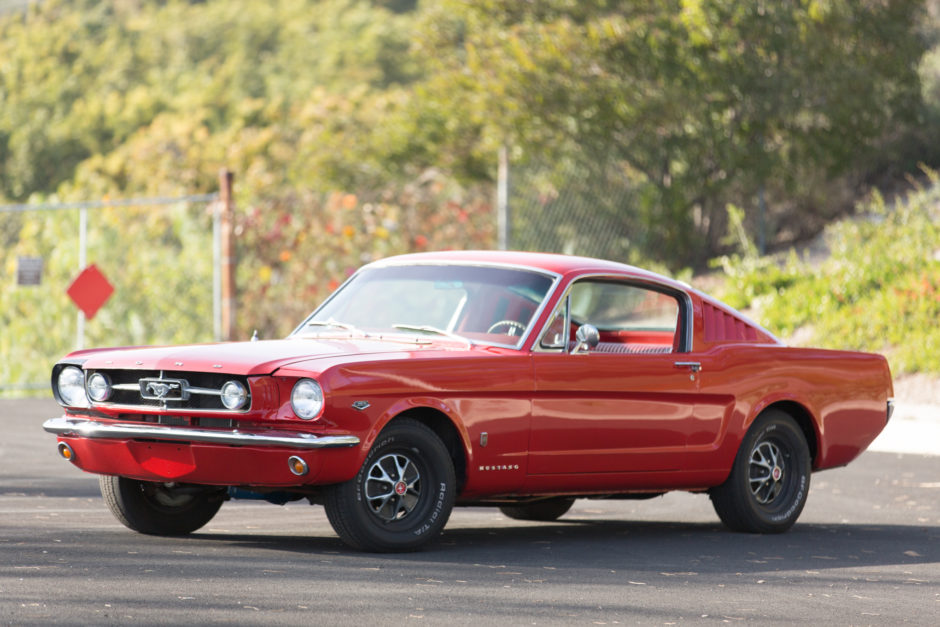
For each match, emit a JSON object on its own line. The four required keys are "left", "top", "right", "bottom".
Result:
{"left": 394, "top": 481, "right": 407, "bottom": 495}
{"left": 772, "top": 466, "right": 782, "bottom": 481}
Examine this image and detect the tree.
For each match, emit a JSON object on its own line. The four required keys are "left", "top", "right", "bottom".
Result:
{"left": 412, "top": 0, "right": 926, "bottom": 266}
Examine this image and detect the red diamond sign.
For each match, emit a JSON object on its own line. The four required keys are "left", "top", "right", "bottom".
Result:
{"left": 67, "top": 264, "right": 114, "bottom": 320}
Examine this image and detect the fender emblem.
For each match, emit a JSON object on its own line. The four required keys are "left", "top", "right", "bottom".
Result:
{"left": 351, "top": 400, "right": 370, "bottom": 411}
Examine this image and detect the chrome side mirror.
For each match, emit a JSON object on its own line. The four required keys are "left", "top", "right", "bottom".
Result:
{"left": 574, "top": 324, "right": 599, "bottom": 353}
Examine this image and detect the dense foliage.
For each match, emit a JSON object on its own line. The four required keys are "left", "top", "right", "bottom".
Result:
{"left": 1, "top": 1, "right": 929, "bottom": 259}
{"left": 1, "top": 0, "right": 938, "bottom": 390}
{"left": 413, "top": 0, "right": 926, "bottom": 264}
{"left": 714, "top": 175, "right": 940, "bottom": 375}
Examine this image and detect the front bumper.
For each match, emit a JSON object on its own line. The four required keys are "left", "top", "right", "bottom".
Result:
{"left": 43, "top": 416, "right": 362, "bottom": 487}
{"left": 43, "top": 416, "right": 360, "bottom": 449}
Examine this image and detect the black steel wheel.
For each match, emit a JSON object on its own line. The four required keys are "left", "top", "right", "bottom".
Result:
{"left": 710, "top": 410, "right": 812, "bottom": 533}
{"left": 99, "top": 475, "right": 224, "bottom": 535}
{"left": 499, "top": 497, "right": 576, "bottom": 522}
{"left": 324, "top": 418, "right": 456, "bottom": 552}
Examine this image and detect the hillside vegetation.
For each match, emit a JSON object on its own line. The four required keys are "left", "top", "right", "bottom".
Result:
{"left": 1, "top": 0, "right": 939, "bottom": 390}
{"left": 714, "top": 176, "right": 940, "bottom": 375}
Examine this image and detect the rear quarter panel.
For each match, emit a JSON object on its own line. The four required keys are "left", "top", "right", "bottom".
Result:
{"left": 696, "top": 344, "right": 892, "bottom": 475}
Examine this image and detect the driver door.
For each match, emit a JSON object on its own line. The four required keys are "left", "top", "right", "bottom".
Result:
{"left": 528, "top": 279, "right": 701, "bottom": 476}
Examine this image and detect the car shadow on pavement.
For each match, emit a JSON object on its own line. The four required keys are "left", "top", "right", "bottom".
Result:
{"left": 186, "top": 518, "right": 937, "bottom": 574}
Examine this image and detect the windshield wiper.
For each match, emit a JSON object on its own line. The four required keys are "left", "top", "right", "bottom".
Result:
{"left": 392, "top": 324, "right": 473, "bottom": 347}
{"left": 304, "top": 319, "right": 358, "bottom": 332}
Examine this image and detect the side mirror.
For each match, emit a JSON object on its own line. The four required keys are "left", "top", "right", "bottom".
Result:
{"left": 574, "top": 324, "right": 600, "bottom": 353}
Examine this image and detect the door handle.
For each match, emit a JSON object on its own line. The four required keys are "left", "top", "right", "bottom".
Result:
{"left": 674, "top": 361, "right": 702, "bottom": 372}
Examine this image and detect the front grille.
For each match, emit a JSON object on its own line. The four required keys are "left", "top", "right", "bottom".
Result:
{"left": 87, "top": 369, "right": 251, "bottom": 412}
{"left": 115, "top": 414, "right": 239, "bottom": 428}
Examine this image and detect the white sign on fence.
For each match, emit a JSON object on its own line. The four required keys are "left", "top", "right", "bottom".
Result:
{"left": 16, "top": 256, "right": 42, "bottom": 286}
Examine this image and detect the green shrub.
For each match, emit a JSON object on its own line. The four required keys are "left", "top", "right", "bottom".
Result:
{"left": 714, "top": 176, "right": 940, "bottom": 375}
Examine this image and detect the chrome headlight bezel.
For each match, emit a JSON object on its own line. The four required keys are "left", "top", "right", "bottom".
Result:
{"left": 220, "top": 380, "right": 249, "bottom": 410}
{"left": 86, "top": 372, "right": 112, "bottom": 403}
{"left": 291, "top": 378, "right": 324, "bottom": 420}
{"left": 56, "top": 365, "right": 89, "bottom": 408}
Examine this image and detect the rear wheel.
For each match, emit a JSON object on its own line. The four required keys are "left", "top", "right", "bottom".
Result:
{"left": 99, "top": 476, "right": 224, "bottom": 535}
{"left": 324, "top": 419, "right": 456, "bottom": 552}
{"left": 710, "top": 410, "right": 811, "bottom": 533}
{"left": 499, "top": 497, "right": 575, "bottom": 522}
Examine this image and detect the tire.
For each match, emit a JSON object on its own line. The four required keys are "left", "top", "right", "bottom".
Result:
{"left": 99, "top": 475, "right": 224, "bottom": 535}
{"left": 710, "top": 410, "right": 811, "bottom": 534}
{"left": 499, "top": 497, "right": 575, "bottom": 522}
{"left": 324, "top": 419, "right": 456, "bottom": 552}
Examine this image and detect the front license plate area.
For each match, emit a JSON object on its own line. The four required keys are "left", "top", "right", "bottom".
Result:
{"left": 128, "top": 441, "right": 196, "bottom": 479}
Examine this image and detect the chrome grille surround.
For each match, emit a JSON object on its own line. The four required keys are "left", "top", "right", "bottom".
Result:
{"left": 85, "top": 369, "right": 252, "bottom": 412}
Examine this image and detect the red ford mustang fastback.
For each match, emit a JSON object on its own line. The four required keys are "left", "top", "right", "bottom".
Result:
{"left": 45, "top": 251, "right": 893, "bottom": 551}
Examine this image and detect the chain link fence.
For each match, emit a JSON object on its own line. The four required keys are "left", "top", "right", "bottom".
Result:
{"left": 0, "top": 194, "right": 219, "bottom": 396}
{"left": 2, "top": 152, "right": 701, "bottom": 397}
{"left": 505, "top": 158, "right": 644, "bottom": 264}
{"left": 1, "top": 160, "right": 646, "bottom": 397}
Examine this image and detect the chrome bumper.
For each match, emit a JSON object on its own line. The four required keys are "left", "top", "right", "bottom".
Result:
{"left": 43, "top": 416, "right": 360, "bottom": 450}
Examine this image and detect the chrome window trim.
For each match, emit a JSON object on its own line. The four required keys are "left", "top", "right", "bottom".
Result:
{"left": 532, "top": 273, "right": 694, "bottom": 354}
{"left": 291, "top": 260, "right": 563, "bottom": 352}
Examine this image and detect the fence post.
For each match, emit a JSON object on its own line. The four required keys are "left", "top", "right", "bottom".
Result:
{"left": 76, "top": 206, "right": 88, "bottom": 350}
{"left": 219, "top": 169, "right": 236, "bottom": 341}
{"left": 497, "top": 144, "right": 510, "bottom": 251}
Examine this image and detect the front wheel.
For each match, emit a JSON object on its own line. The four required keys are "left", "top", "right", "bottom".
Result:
{"left": 710, "top": 410, "right": 811, "bottom": 534}
{"left": 324, "top": 419, "right": 456, "bottom": 552}
{"left": 99, "top": 476, "right": 224, "bottom": 535}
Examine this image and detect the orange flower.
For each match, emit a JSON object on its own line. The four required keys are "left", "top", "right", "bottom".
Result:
{"left": 279, "top": 250, "right": 292, "bottom": 262}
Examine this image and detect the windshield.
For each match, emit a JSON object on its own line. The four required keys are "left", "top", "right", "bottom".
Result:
{"left": 294, "top": 263, "right": 555, "bottom": 347}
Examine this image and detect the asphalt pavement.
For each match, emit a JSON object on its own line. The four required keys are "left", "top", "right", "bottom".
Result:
{"left": 1, "top": 398, "right": 937, "bottom": 625}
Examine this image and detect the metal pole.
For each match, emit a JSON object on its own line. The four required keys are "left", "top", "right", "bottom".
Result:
{"left": 497, "top": 144, "right": 510, "bottom": 250}
{"left": 219, "top": 169, "right": 236, "bottom": 341}
{"left": 77, "top": 207, "right": 87, "bottom": 350}
{"left": 213, "top": 201, "right": 221, "bottom": 342}
{"left": 758, "top": 186, "right": 767, "bottom": 256}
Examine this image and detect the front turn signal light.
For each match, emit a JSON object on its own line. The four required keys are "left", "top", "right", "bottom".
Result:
{"left": 57, "top": 442, "right": 75, "bottom": 462}
{"left": 288, "top": 456, "right": 308, "bottom": 476}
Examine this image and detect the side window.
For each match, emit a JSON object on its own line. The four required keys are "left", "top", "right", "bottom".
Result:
{"left": 541, "top": 280, "right": 681, "bottom": 353}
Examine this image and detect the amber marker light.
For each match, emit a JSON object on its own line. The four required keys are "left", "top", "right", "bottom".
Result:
{"left": 288, "top": 456, "right": 308, "bottom": 476}
{"left": 57, "top": 442, "right": 75, "bottom": 462}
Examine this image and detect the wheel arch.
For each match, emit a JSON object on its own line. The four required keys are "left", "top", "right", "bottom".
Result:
{"left": 761, "top": 401, "right": 819, "bottom": 466}
{"left": 386, "top": 407, "right": 469, "bottom": 493}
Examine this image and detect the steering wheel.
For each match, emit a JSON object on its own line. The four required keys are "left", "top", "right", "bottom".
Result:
{"left": 487, "top": 320, "right": 526, "bottom": 336}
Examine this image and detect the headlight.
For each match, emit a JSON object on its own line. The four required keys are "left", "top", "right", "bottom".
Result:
{"left": 57, "top": 366, "right": 89, "bottom": 408}
{"left": 86, "top": 372, "right": 112, "bottom": 402}
{"left": 220, "top": 380, "right": 249, "bottom": 410}
{"left": 291, "top": 379, "right": 324, "bottom": 420}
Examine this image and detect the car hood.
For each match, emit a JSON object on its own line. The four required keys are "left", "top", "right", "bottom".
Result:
{"left": 75, "top": 336, "right": 465, "bottom": 376}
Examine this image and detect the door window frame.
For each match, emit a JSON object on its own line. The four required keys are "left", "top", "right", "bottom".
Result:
{"left": 533, "top": 275, "right": 693, "bottom": 354}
